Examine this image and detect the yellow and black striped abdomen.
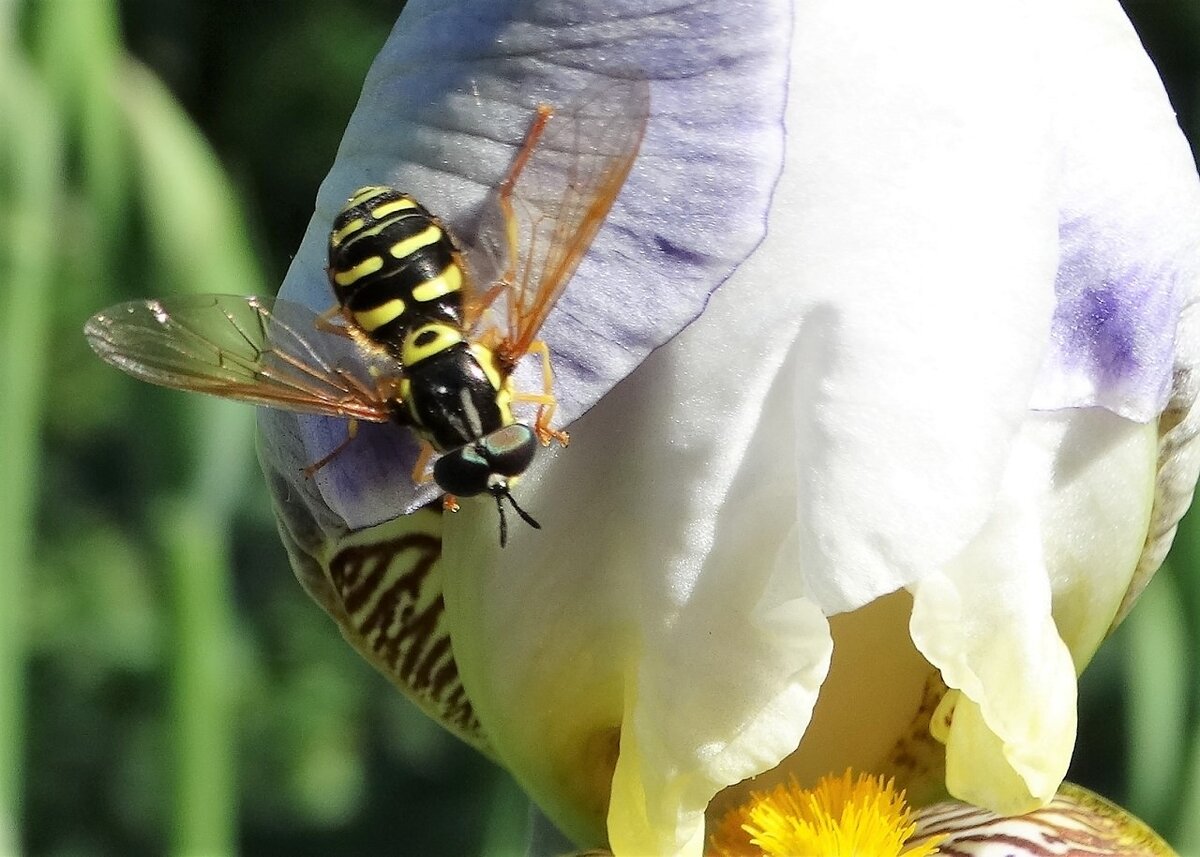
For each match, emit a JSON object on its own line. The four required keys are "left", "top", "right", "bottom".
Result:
{"left": 328, "top": 186, "right": 466, "bottom": 355}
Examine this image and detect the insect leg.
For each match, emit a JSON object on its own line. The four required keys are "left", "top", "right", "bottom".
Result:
{"left": 511, "top": 339, "right": 569, "bottom": 447}
{"left": 303, "top": 418, "right": 359, "bottom": 477}
{"left": 410, "top": 440, "right": 437, "bottom": 485}
{"left": 314, "top": 304, "right": 354, "bottom": 339}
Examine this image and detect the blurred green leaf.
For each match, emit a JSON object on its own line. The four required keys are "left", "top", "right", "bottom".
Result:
{"left": 117, "top": 55, "right": 262, "bottom": 507}
{"left": 116, "top": 50, "right": 273, "bottom": 857}
{"left": 32, "top": 0, "right": 128, "bottom": 246}
{"left": 481, "top": 772, "right": 531, "bottom": 857}
{"left": 0, "top": 33, "right": 64, "bottom": 857}
{"left": 158, "top": 501, "right": 237, "bottom": 857}
{"left": 1169, "top": 505, "right": 1200, "bottom": 852}
{"left": 1123, "top": 564, "right": 1190, "bottom": 833}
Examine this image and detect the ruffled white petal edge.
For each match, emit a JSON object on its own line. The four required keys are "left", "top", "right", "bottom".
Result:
{"left": 913, "top": 410, "right": 1157, "bottom": 813}
{"left": 1119, "top": 301, "right": 1200, "bottom": 626}
{"left": 439, "top": 261, "right": 839, "bottom": 851}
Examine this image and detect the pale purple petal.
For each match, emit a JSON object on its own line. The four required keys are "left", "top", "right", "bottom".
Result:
{"left": 271, "top": 0, "right": 789, "bottom": 528}
{"left": 1029, "top": 4, "right": 1200, "bottom": 420}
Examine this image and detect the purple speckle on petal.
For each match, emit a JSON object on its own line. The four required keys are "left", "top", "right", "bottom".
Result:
{"left": 653, "top": 234, "right": 710, "bottom": 267}
{"left": 1075, "top": 284, "right": 1139, "bottom": 380}
{"left": 1031, "top": 215, "right": 1181, "bottom": 421}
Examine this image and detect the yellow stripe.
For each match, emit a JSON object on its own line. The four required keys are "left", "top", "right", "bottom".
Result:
{"left": 347, "top": 186, "right": 391, "bottom": 207}
{"left": 411, "top": 264, "right": 463, "bottom": 303}
{"left": 333, "top": 255, "right": 384, "bottom": 287}
{"left": 389, "top": 224, "right": 442, "bottom": 260}
{"left": 353, "top": 297, "right": 407, "bottom": 332}
{"left": 399, "top": 378, "right": 419, "bottom": 424}
{"left": 472, "top": 344, "right": 513, "bottom": 423}
{"left": 470, "top": 343, "right": 504, "bottom": 391}
{"left": 353, "top": 213, "right": 412, "bottom": 241}
{"left": 372, "top": 198, "right": 419, "bottom": 219}
{"left": 330, "top": 217, "right": 365, "bottom": 247}
{"left": 403, "top": 323, "right": 463, "bottom": 367}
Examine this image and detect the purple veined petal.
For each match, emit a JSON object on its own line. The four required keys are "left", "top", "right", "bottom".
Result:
{"left": 1029, "top": 1, "right": 1200, "bottom": 421}
{"left": 272, "top": 0, "right": 790, "bottom": 528}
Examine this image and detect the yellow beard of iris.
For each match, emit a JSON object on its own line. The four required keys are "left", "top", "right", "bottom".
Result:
{"left": 706, "top": 769, "right": 944, "bottom": 857}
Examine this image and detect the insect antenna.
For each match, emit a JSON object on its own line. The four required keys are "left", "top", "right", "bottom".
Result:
{"left": 507, "top": 491, "right": 541, "bottom": 531}
{"left": 495, "top": 494, "right": 508, "bottom": 548}
{"left": 493, "top": 489, "right": 542, "bottom": 547}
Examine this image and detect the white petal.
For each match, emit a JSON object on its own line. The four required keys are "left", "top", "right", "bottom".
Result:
{"left": 912, "top": 410, "right": 1157, "bottom": 812}
{"left": 441, "top": 259, "right": 835, "bottom": 852}
{"left": 779, "top": 0, "right": 1061, "bottom": 613}
{"left": 437, "top": 3, "right": 1078, "bottom": 849}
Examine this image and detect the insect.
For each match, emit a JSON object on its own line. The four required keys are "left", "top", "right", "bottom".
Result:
{"left": 85, "top": 77, "right": 650, "bottom": 545}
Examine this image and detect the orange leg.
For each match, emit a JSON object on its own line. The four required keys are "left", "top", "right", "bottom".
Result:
{"left": 314, "top": 304, "right": 354, "bottom": 338}
{"left": 303, "top": 418, "right": 359, "bottom": 477}
{"left": 409, "top": 442, "right": 457, "bottom": 510}
{"left": 511, "top": 339, "right": 569, "bottom": 447}
{"left": 410, "top": 440, "right": 437, "bottom": 485}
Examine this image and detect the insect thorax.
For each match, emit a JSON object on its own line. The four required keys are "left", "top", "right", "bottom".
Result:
{"left": 328, "top": 186, "right": 466, "bottom": 356}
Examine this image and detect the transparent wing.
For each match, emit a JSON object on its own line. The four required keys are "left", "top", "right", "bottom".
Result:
{"left": 465, "top": 77, "right": 650, "bottom": 357}
{"left": 84, "top": 294, "right": 396, "bottom": 422}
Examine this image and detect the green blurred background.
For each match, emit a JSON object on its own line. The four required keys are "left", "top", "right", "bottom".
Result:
{"left": 2, "top": 1, "right": 1200, "bottom": 855}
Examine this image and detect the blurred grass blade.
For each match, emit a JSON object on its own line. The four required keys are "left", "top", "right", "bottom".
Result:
{"left": 31, "top": 0, "right": 127, "bottom": 242}
{"left": 0, "top": 1, "right": 14, "bottom": 45}
{"left": 1173, "top": 514, "right": 1200, "bottom": 853}
{"left": 158, "top": 502, "right": 238, "bottom": 857}
{"left": 117, "top": 56, "right": 269, "bottom": 857}
{"left": 1123, "top": 564, "right": 1188, "bottom": 834}
{"left": 115, "top": 59, "right": 264, "bottom": 297}
{"left": 480, "top": 772, "right": 530, "bottom": 857}
{"left": 116, "top": 56, "right": 265, "bottom": 507}
{"left": 0, "top": 46, "right": 63, "bottom": 857}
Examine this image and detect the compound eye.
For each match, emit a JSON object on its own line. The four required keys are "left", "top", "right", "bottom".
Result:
{"left": 433, "top": 446, "right": 491, "bottom": 497}
{"left": 480, "top": 424, "right": 538, "bottom": 477}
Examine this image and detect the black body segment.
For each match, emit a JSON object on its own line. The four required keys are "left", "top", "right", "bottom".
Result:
{"left": 400, "top": 343, "right": 506, "bottom": 452}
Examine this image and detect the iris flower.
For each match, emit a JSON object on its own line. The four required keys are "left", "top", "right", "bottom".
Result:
{"left": 257, "top": 0, "right": 1200, "bottom": 854}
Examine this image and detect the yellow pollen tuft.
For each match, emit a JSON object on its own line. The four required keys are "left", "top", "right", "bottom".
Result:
{"left": 707, "top": 770, "right": 943, "bottom": 857}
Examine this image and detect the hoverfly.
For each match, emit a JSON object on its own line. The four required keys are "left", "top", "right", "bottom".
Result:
{"left": 85, "top": 77, "right": 650, "bottom": 545}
